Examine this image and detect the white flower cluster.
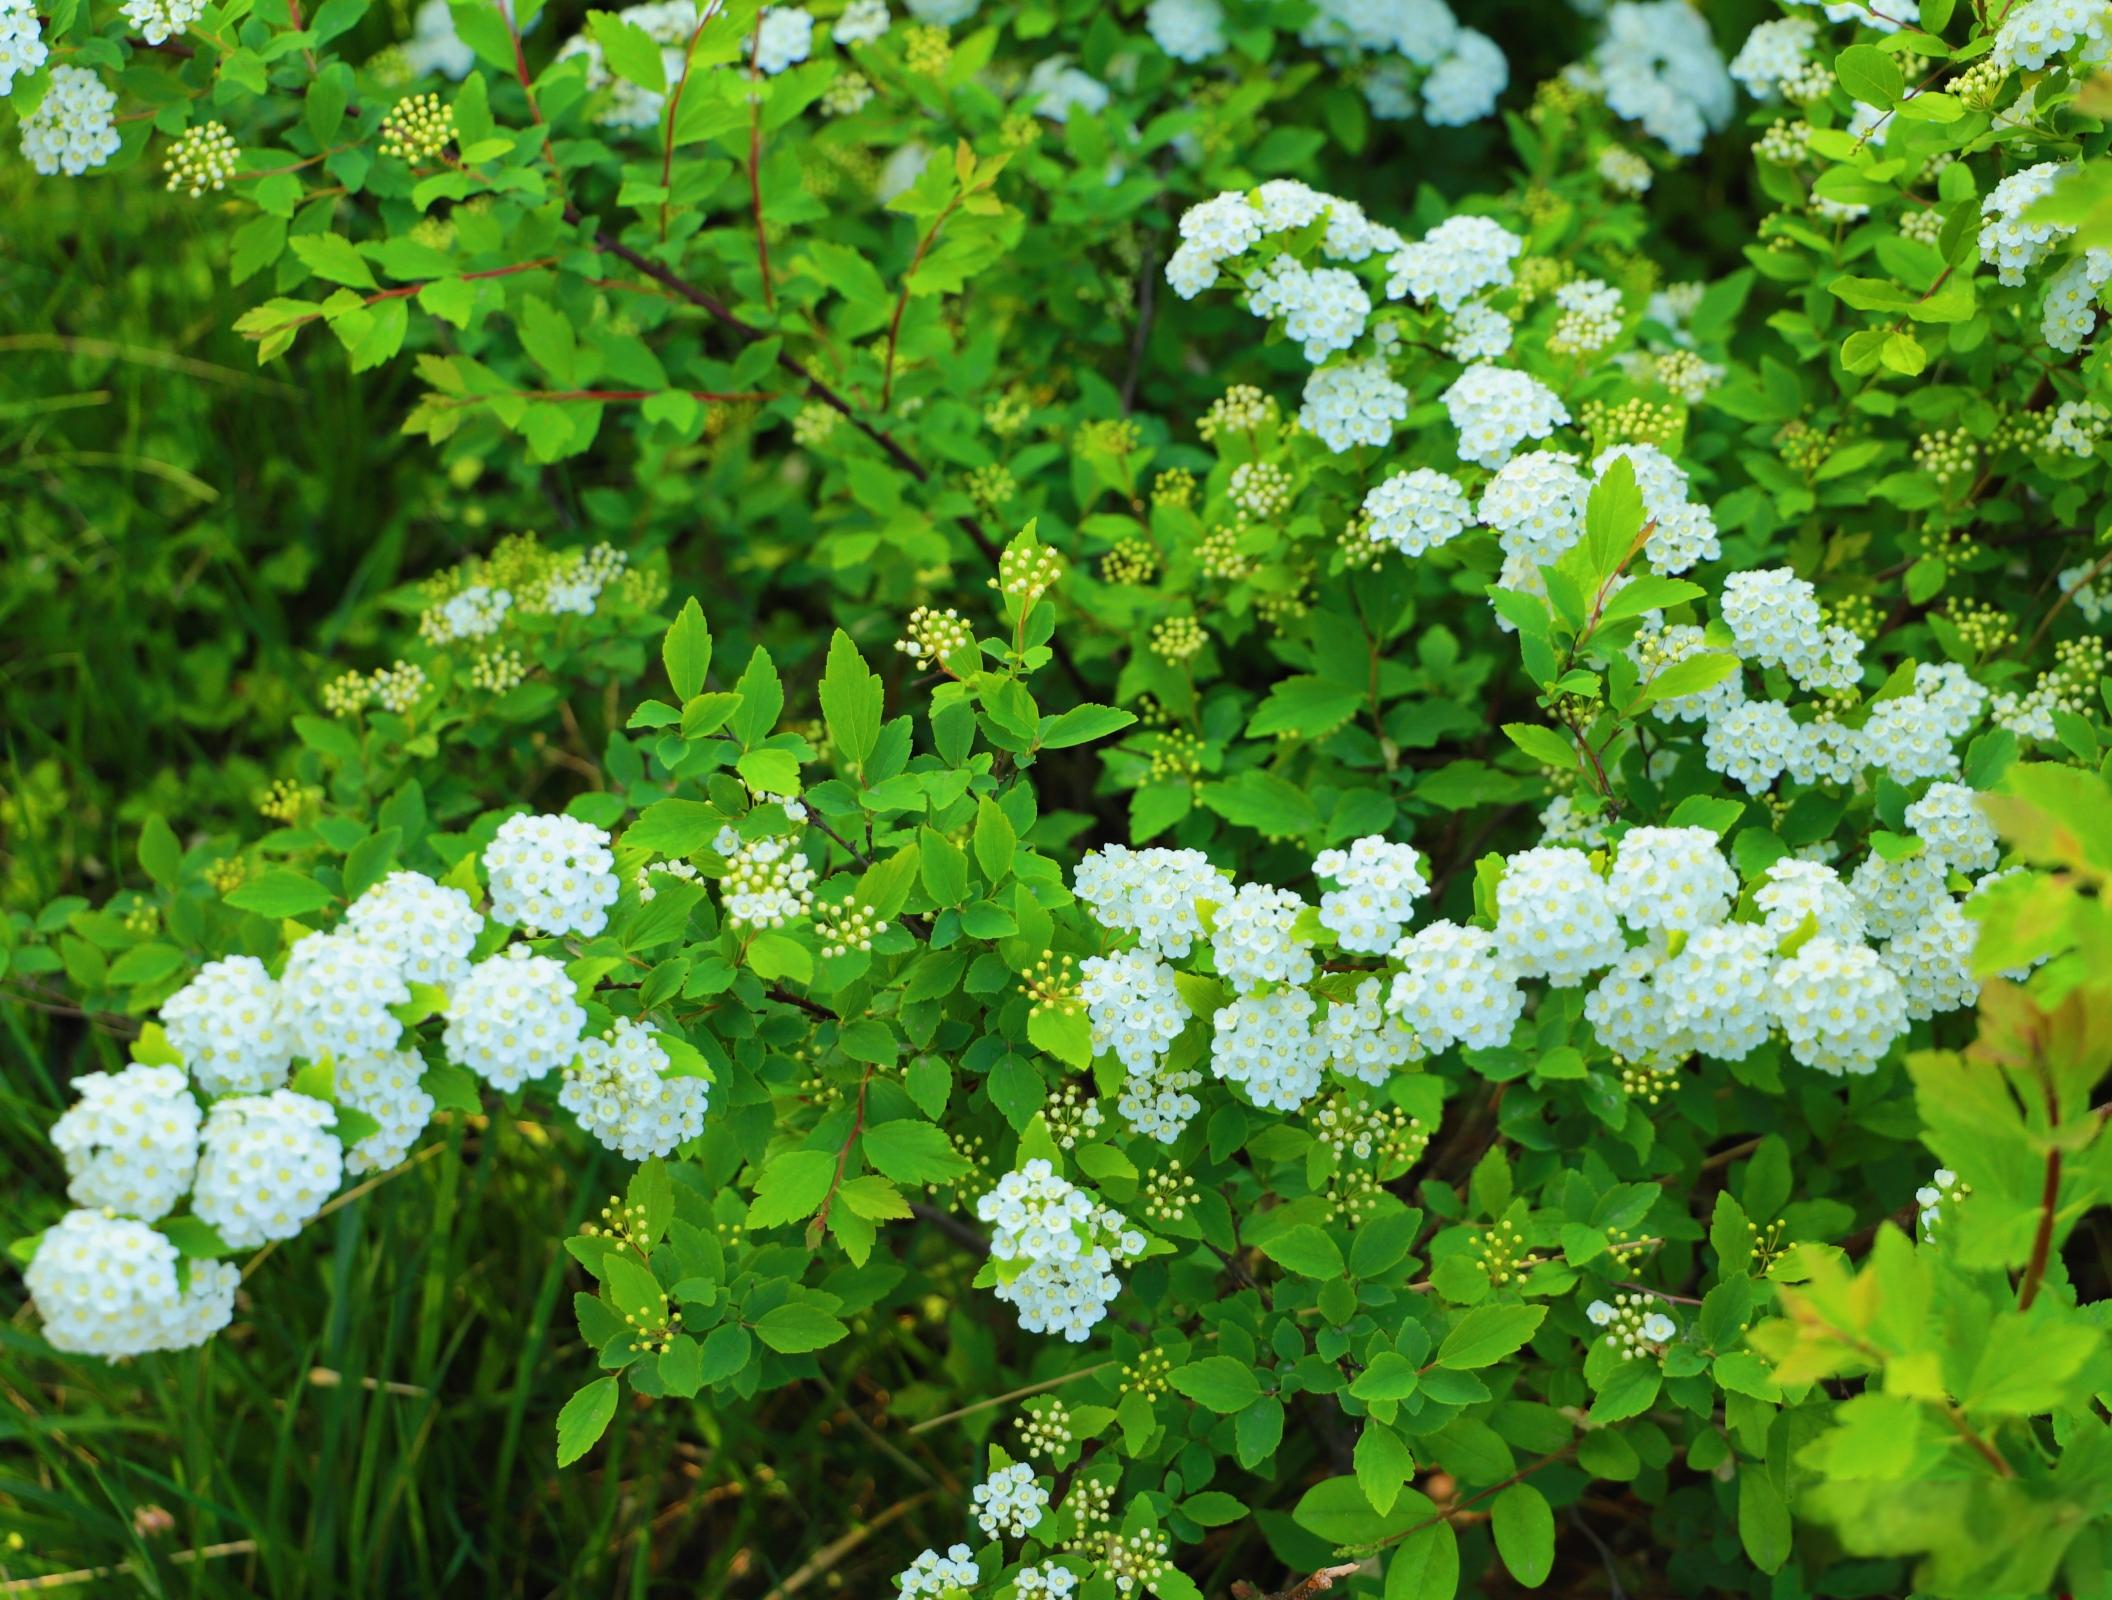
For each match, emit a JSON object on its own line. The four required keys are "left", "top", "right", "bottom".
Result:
{"left": 1441, "top": 364, "right": 1570, "bottom": 469}
{"left": 1729, "top": 17, "right": 1820, "bottom": 100}
{"left": 1074, "top": 844, "right": 1228, "bottom": 959}
{"left": 2044, "top": 250, "right": 2112, "bottom": 353}
{"left": 1314, "top": 835, "right": 1428, "bottom": 952}
{"left": 1903, "top": 783, "right": 1999, "bottom": 877}
{"left": 555, "top": 0, "right": 697, "bottom": 129}
{"left": 1719, "top": 568, "right": 1863, "bottom": 693}
{"left": 280, "top": 929, "right": 412, "bottom": 1065}
{"left": 0, "top": 0, "right": 48, "bottom": 98}
{"left": 344, "top": 869, "right": 483, "bottom": 988}
{"left": 1249, "top": 256, "right": 1372, "bottom": 362}
{"left": 404, "top": 0, "right": 476, "bottom": 78}
{"left": 560, "top": 1019, "right": 708, "bottom": 1160}
{"left": 895, "top": 1546, "right": 979, "bottom": 1600}
{"left": 162, "top": 955, "right": 296, "bottom": 1097}
{"left": 1079, "top": 948, "right": 1190, "bottom": 1077}
{"left": 422, "top": 582, "right": 513, "bottom": 643}
{"left": 1300, "top": 358, "right": 1409, "bottom": 451}
{"left": 337, "top": 1049, "right": 436, "bottom": 1174}
{"left": 970, "top": 1462, "right": 1049, "bottom": 1539}
{"left": 752, "top": 5, "right": 812, "bottom": 72}
{"left": 1993, "top": 0, "right": 2112, "bottom": 71}
{"left": 22, "top": 65, "right": 122, "bottom": 177}
{"left": 1016, "top": 1563, "right": 1079, "bottom": 1600}
{"left": 443, "top": 946, "right": 588, "bottom": 1090}
{"left": 1772, "top": 939, "right": 1910, "bottom": 1076}
{"left": 1145, "top": 0, "right": 1223, "bottom": 62}
{"left": 1299, "top": 0, "right": 1506, "bottom": 126}
{"left": 1586, "top": 1293, "right": 1678, "bottom": 1355}
{"left": 120, "top": 0, "right": 204, "bottom": 44}
{"left": 1212, "top": 988, "right": 1327, "bottom": 1111}
{"left": 718, "top": 832, "right": 817, "bottom": 927}
{"left": 1494, "top": 847, "right": 1624, "bottom": 985}
{"left": 1980, "top": 163, "right": 2077, "bottom": 287}
{"left": 25, "top": 1211, "right": 240, "bottom": 1358}
{"left": 1209, "top": 882, "right": 1315, "bottom": 992}
{"left": 51, "top": 1065, "right": 201, "bottom": 1222}
{"left": 976, "top": 1160, "right": 1146, "bottom": 1341}
{"left": 1362, "top": 468, "right": 1471, "bottom": 556}
{"left": 1164, "top": 182, "right": 1401, "bottom": 306}
{"left": 1023, "top": 55, "right": 1108, "bottom": 122}
{"left": 1386, "top": 215, "right": 1522, "bottom": 311}
{"left": 1386, "top": 922, "right": 1525, "bottom": 1050}
{"left": 834, "top": 0, "right": 889, "bottom": 43}
{"left": 1605, "top": 826, "right": 1737, "bottom": 932}
{"left": 192, "top": 1089, "right": 344, "bottom": 1249}
{"left": 484, "top": 812, "right": 619, "bottom": 937}
{"left": 1571, "top": 1, "right": 1733, "bottom": 158}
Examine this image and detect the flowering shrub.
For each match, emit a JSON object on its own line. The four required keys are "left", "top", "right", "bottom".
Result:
{"left": 9, "top": 0, "right": 2112, "bottom": 1595}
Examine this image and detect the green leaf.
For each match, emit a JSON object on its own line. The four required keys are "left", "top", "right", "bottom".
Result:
{"left": 1589, "top": 1357, "right": 1661, "bottom": 1423}
{"left": 1835, "top": 43, "right": 1902, "bottom": 107}
{"left": 861, "top": 1119, "right": 968, "bottom": 1184}
{"left": 746, "top": 1149, "right": 836, "bottom": 1229}
{"left": 1355, "top": 1421, "right": 1415, "bottom": 1517}
{"left": 224, "top": 870, "right": 333, "bottom": 919}
{"left": 1501, "top": 722, "right": 1579, "bottom": 772}
{"left": 819, "top": 629, "right": 884, "bottom": 771}
{"left": 1027, "top": 1003, "right": 1092, "bottom": 1069}
{"left": 1436, "top": 1304, "right": 1546, "bottom": 1369}
{"left": 972, "top": 796, "right": 1016, "bottom": 885}
{"left": 138, "top": 814, "right": 181, "bottom": 888}
{"left": 662, "top": 598, "right": 712, "bottom": 700}
{"left": 1385, "top": 1522, "right": 1461, "bottom": 1600}
{"left": 1259, "top": 1224, "right": 1345, "bottom": 1279}
{"left": 1181, "top": 1491, "right": 1249, "bottom": 1528}
{"left": 753, "top": 1302, "right": 848, "bottom": 1353}
{"left": 289, "top": 233, "right": 377, "bottom": 290}
{"left": 1199, "top": 770, "right": 1320, "bottom": 839}
{"left": 1169, "top": 1356, "right": 1263, "bottom": 1413}
{"left": 1737, "top": 1468, "right": 1791, "bottom": 1574}
{"left": 736, "top": 747, "right": 801, "bottom": 796}
{"left": 586, "top": 8, "right": 668, "bottom": 92}
{"left": 919, "top": 826, "right": 970, "bottom": 907}
{"left": 556, "top": 1377, "right": 619, "bottom": 1466}
{"left": 1491, "top": 1484, "right": 1555, "bottom": 1588}
{"left": 1040, "top": 702, "right": 1138, "bottom": 749}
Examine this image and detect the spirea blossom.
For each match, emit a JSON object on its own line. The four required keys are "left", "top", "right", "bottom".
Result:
{"left": 443, "top": 946, "right": 588, "bottom": 1090}
{"left": 1703, "top": 699, "right": 1798, "bottom": 793}
{"left": 1849, "top": 853, "right": 1950, "bottom": 942}
{"left": 1994, "top": 0, "right": 2112, "bottom": 69}
{"left": 52, "top": 1065, "right": 200, "bottom": 1222}
{"left": 1319, "top": 976, "right": 1423, "bottom": 1084}
{"left": 1441, "top": 364, "right": 1569, "bottom": 469}
{"left": 1313, "top": 835, "right": 1428, "bottom": 953}
{"left": 1074, "top": 844, "right": 1228, "bottom": 959}
{"left": 1384, "top": 215, "right": 1522, "bottom": 310}
{"left": 336, "top": 1049, "right": 436, "bottom": 1174}
{"left": 1422, "top": 29, "right": 1507, "bottom": 125}
{"left": 1580, "top": 1, "right": 1733, "bottom": 158}
{"left": 753, "top": 6, "right": 813, "bottom": 72}
{"left": 161, "top": 955, "right": 296, "bottom": 1097}
{"left": 1209, "top": 882, "right": 1315, "bottom": 992}
{"left": 1773, "top": 938, "right": 1910, "bottom": 1075}
{"left": 1362, "top": 469, "right": 1471, "bottom": 556}
{"left": 120, "top": 0, "right": 204, "bottom": 44}
{"left": 834, "top": 0, "right": 889, "bottom": 41}
{"left": 1387, "top": 921, "right": 1525, "bottom": 1049}
{"left": 23, "top": 65, "right": 121, "bottom": 176}
{"left": 971, "top": 1462, "right": 1049, "bottom": 1539}
{"left": 1493, "top": 847, "right": 1623, "bottom": 985}
{"left": 192, "top": 1090, "right": 344, "bottom": 1249}
{"left": 1079, "top": 949, "right": 1190, "bottom": 1074}
{"left": 975, "top": 1160, "right": 1145, "bottom": 1341}
{"left": 1980, "top": 163, "right": 2076, "bottom": 286}
{"left": 1480, "top": 450, "right": 1588, "bottom": 564}
{"left": 560, "top": 1019, "right": 708, "bottom": 1160}
{"left": 895, "top": 1546, "right": 980, "bottom": 1600}
{"left": 483, "top": 812, "right": 619, "bottom": 937}
{"left": 720, "top": 834, "right": 818, "bottom": 927}
{"left": 1904, "top": 783, "right": 2000, "bottom": 877}
{"left": 1584, "top": 948, "right": 1684, "bottom": 1065}
{"left": 1919, "top": 661, "right": 1994, "bottom": 738}
{"left": 1859, "top": 695, "right": 1962, "bottom": 784}
{"left": 1146, "top": 0, "right": 1223, "bottom": 61}
{"left": 1212, "top": 988, "right": 1328, "bottom": 1111}
{"left": 0, "top": 0, "right": 50, "bottom": 98}
{"left": 26, "top": 1211, "right": 239, "bottom": 1358}
{"left": 1655, "top": 924, "right": 1776, "bottom": 1060}
{"left": 1754, "top": 858, "right": 1866, "bottom": 943}
{"left": 1248, "top": 257, "right": 1371, "bottom": 362}
{"left": 1606, "top": 827, "right": 1736, "bottom": 934}
{"left": 280, "top": 930, "right": 411, "bottom": 1065}
{"left": 1882, "top": 902, "right": 1980, "bottom": 1021}
{"left": 344, "top": 870, "right": 483, "bottom": 989}
{"left": 1301, "top": 359, "right": 1408, "bottom": 451}
{"left": 1729, "top": 17, "right": 1818, "bottom": 99}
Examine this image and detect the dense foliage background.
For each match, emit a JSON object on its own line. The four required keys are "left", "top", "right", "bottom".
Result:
{"left": 7, "top": 0, "right": 2112, "bottom": 1595}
